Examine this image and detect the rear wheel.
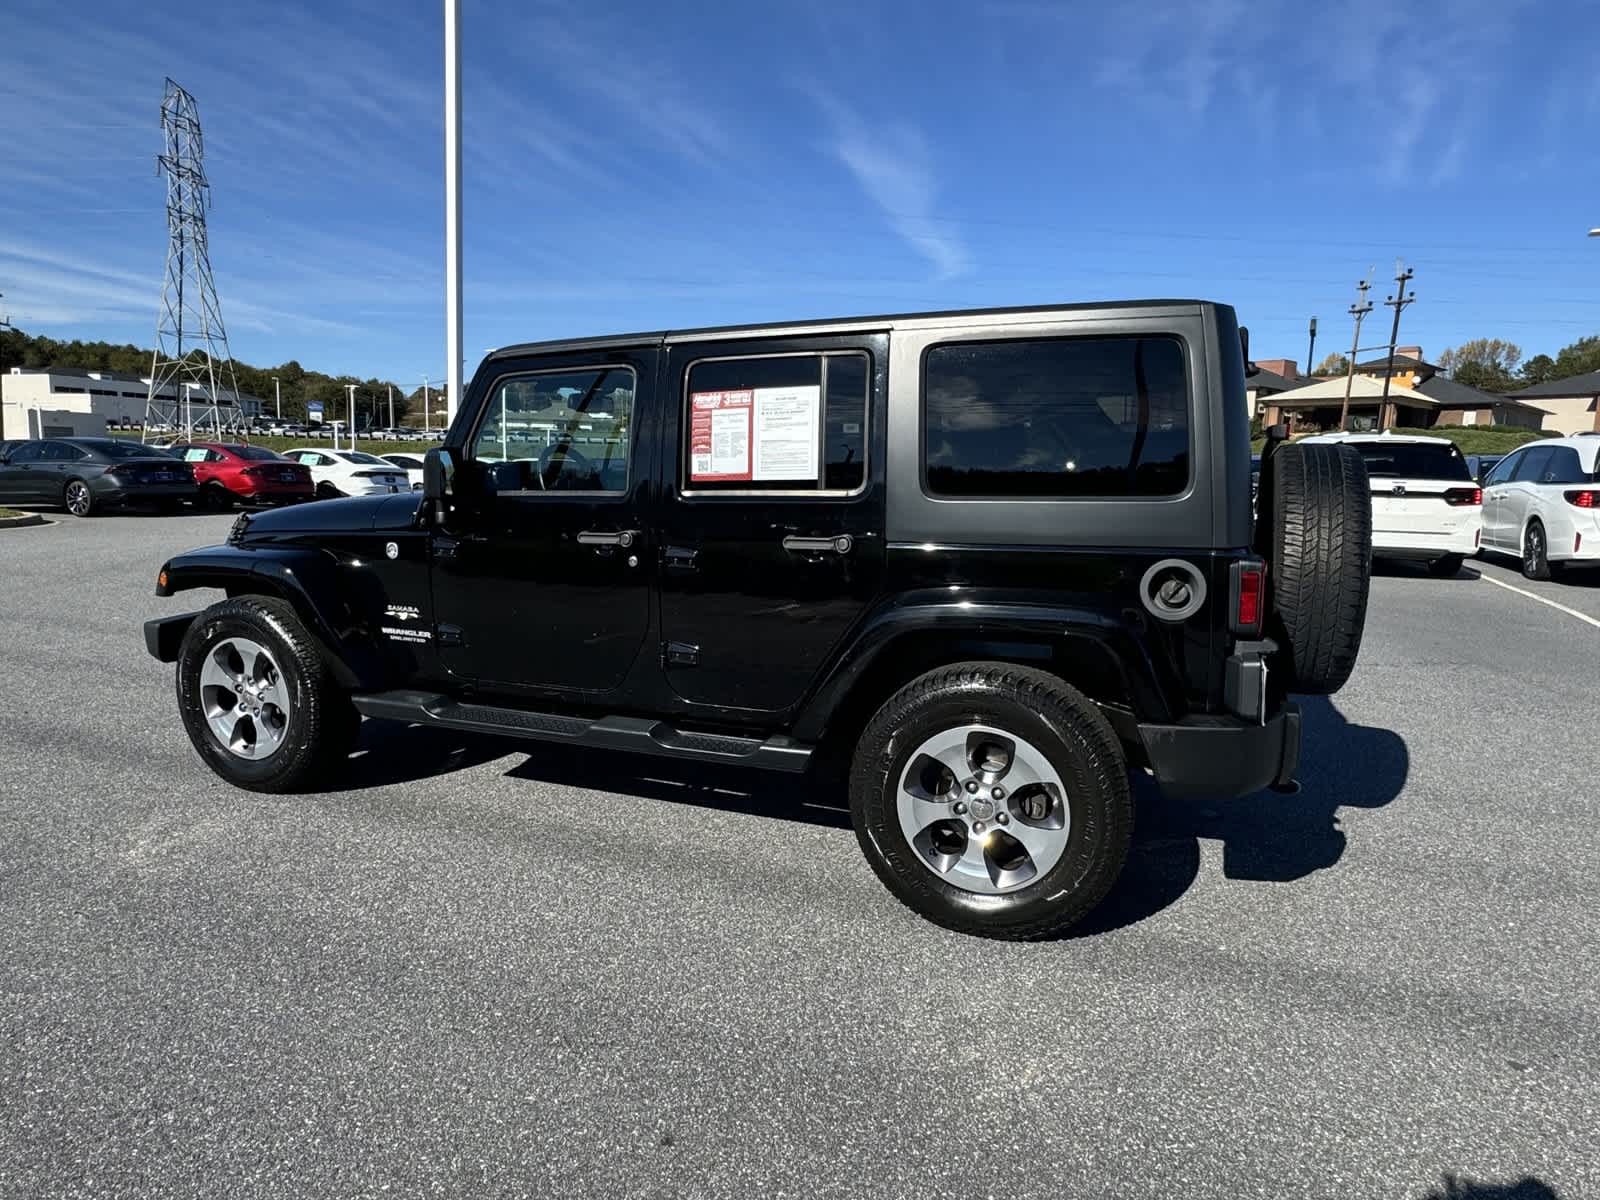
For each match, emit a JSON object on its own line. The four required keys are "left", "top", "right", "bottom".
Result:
{"left": 1258, "top": 442, "right": 1371, "bottom": 694}
{"left": 1428, "top": 554, "right": 1465, "bottom": 578}
{"left": 63, "top": 479, "right": 95, "bottom": 517}
{"left": 315, "top": 481, "right": 342, "bottom": 500}
{"left": 201, "top": 483, "right": 234, "bottom": 511}
{"left": 849, "top": 662, "right": 1132, "bottom": 940}
{"left": 175, "top": 596, "right": 359, "bottom": 792}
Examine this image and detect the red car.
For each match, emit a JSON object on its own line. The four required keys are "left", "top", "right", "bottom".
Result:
{"left": 177, "top": 443, "right": 314, "bottom": 509}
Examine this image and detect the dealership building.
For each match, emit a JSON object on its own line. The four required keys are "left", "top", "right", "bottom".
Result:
{"left": 1, "top": 366, "right": 264, "bottom": 439}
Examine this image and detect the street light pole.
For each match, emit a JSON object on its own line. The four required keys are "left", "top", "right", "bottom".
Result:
{"left": 387, "top": 384, "right": 394, "bottom": 430}
{"left": 272, "top": 376, "right": 280, "bottom": 422}
{"left": 1305, "top": 317, "right": 1318, "bottom": 379}
{"left": 445, "top": 0, "right": 463, "bottom": 429}
{"left": 345, "top": 383, "right": 358, "bottom": 451}
{"left": 0, "top": 292, "right": 12, "bottom": 440}
{"left": 423, "top": 376, "right": 431, "bottom": 436}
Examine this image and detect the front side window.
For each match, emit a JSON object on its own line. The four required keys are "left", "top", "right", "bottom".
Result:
{"left": 472, "top": 366, "right": 634, "bottom": 493}
{"left": 923, "top": 336, "right": 1189, "bottom": 498}
{"left": 1483, "top": 452, "right": 1520, "bottom": 487}
{"left": 683, "top": 352, "right": 869, "bottom": 493}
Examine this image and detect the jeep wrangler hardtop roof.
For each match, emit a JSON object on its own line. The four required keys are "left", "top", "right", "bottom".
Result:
{"left": 481, "top": 299, "right": 1220, "bottom": 362}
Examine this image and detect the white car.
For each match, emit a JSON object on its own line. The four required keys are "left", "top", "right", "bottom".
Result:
{"left": 1477, "top": 434, "right": 1600, "bottom": 580}
{"left": 380, "top": 453, "right": 426, "bottom": 490}
{"left": 282, "top": 448, "right": 411, "bottom": 498}
{"left": 1299, "top": 433, "right": 1483, "bottom": 576}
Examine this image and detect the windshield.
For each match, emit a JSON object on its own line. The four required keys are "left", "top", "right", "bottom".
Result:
{"left": 337, "top": 451, "right": 388, "bottom": 465}
{"left": 1348, "top": 441, "right": 1471, "bottom": 481}
{"left": 232, "top": 446, "right": 285, "bottom": 461}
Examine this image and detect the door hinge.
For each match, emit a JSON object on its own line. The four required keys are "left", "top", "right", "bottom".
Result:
{"left": 662, "top": 641, "right": 700, "bottom": 667}
{"left": 437, "top": 623, "right": 465, "bottom": 648}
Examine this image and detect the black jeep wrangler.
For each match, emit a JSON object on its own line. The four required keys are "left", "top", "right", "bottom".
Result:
{"left": 145, "top": 301, "right": 1371, "bottom": 939}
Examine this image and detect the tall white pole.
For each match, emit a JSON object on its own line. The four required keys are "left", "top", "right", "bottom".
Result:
{"left": 387, "top": 384, "right": 394, "bottom": 430}
{"left": 423, "top": 376, "right": 430, "bottom": 436}
{"left": 346, "top": 383, "right": 358, "bottom": 451}
{"left": 272, "top": 376, "right": 280, "bottom": 421}
{"left": 445, "top": 0, "right": 463, "bottom": 430}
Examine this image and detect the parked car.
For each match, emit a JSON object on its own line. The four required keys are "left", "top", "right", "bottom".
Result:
{"left": 281, "top": 447, "right": 411, "bottom": 498}
{"left": 380, "top": 453, "right": 426, "bottom": 490}
{"left": 174, "top": 442, "right": 314, "bottom": 510}
{"left": 1299, "top": 432, "right": 1482, "bottom": 576}
{"left": 1466, "top": 453, "right": 1505, "bottom": 482}
{"left": 146, "top": 299, "right": 1373, "bottom": 940}
{"left": 0, "top": 436, "right": 196, "bottom": 515}
{"left": 1477, "top": 434, "right": 1600, "bottom": 579}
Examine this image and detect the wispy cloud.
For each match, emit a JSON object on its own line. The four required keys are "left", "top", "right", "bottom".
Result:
{"left": 807, "top": 89, "right": 971, "bottom": 280}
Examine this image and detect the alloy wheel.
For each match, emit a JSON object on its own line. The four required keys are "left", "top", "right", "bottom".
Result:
{"left": 65, "top": 481, "right": 91, "bottom": 516}
{"left": 198, "top": 636, "right": 291, "bottom": 760}
{"left": 896, "top": 724, "right": 1071, "bottom": 894}
{"left": 1525, "top": 525, "right": 1545, "bottom": 574}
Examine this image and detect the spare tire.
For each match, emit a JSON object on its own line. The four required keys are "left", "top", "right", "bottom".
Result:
{"left": 1257, "top": 442, "right": 1371, "bottom": 695}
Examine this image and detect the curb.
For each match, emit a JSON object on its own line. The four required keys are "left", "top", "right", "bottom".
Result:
{"left": 0, "top": 513, "right": 49, "bottom": 529}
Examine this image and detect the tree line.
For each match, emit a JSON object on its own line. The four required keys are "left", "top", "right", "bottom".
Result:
{"left": 0, "top": 327, "right": 448, "bottom": 427}
{"left": 1311, "top": 333, "right": 1600, "bottom": 394}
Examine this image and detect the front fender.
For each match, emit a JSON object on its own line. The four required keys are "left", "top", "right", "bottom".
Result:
{"left": 153, "top": 543, "right": 384, "bottom": 688}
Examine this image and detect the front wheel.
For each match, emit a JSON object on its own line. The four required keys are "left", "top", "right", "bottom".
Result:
{"left": 849, "top": 662, "right": 1132, "bottom": 940}
{"left": 175, "top": 596, "right": 360, "bottom": 793}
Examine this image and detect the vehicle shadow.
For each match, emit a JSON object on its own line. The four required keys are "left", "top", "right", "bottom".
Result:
{"left": 1069, "top": 694, "right": 1409, "bottom": 937}
{"left": 1420, "top": 1175, "right": 1563, "bottom": 1200}
{"left": 312, "top": 719, "right": 512, "bottom": 793}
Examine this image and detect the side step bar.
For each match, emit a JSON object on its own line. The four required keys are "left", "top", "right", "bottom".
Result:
{"left": 350, "top": 689, "right": 813, "bottom": 773}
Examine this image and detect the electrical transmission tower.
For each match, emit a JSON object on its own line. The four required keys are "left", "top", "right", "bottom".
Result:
{"left": 143, "top": 78, "right": 243, "bottom": 442}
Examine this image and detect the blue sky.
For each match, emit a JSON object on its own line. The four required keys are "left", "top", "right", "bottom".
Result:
{"left": 3, "top": 0, "right": 1599, "bottom": 383}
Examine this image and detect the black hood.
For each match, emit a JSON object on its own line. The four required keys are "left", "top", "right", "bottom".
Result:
{"left": 241, "top": 493, "right": 421, "bottom": 536}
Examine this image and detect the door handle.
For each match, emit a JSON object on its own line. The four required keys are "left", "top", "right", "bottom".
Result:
{"left": 782, "top": 534, "right": 854, "bottom": 555}
{"left": 663, "top": 545, "right": 698, "bottom": 572}
{"left": 577, "top": 529, "right": 637, "bottom": 548}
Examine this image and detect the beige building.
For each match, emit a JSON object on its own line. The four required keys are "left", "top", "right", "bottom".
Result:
{"left": 1507, "top": 371, "right": 1600, "bottom": 435}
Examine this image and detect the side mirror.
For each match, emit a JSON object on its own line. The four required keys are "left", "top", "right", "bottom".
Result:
{"left": 422, "top": 447, "right": 455, "bottom": 502}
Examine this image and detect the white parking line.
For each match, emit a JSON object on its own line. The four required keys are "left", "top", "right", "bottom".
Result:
{"left": 1478, "top": 572, "right": 1600, "bottom": 629}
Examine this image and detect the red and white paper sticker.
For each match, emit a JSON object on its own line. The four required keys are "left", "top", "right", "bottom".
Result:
{"left": 689, "top": 390, "right": 754, "bottom": 481}
{"left": 689, "top": 385, "right": 822, "bottom": 483}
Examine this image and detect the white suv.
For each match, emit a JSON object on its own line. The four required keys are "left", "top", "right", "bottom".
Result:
{"left": 282, "top": 448, "right": 411, "bottom": 498}
{"left": 1299, "top": 433, "right": 1483, "bottom": 576}
{"left": 1478, "top": 434, "right": 1600, "bottom": 579}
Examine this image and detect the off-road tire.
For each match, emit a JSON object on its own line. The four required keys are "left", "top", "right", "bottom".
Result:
{"left": 849, "top": 662, "right": 1132, "bottom": 940}
{"left": 1260, "top": 442, "right": 1371, "bottom": 695}
{"left": 175, "top": 596, "right": 359, "bottom": 793}
{"left": 1428, "top": 554, "right": 1465, "bottom": 578}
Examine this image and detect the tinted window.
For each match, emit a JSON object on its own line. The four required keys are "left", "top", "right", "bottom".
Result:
{"left": 923, "top": 336, "right": 1188, "bottom": 498}
{"left": 473, "top": 365, "right": 635, "bottom": 493}
{"left": 386, "top": 455, "right": 423, "bottom": 469}
{"left": 44, "top": 441, "right": 88, "bottom": 461}
{"left": 1513, "top": 447, "right": 1553, "bottom": 482}
{"left": 1483, "top": 452, "right": 1520, "bottom": 486}
{"left": 1538, "top": 447, "right": 1586, "bottom": 485}
{"left": 99, "top": 439, "right": 166, "bottom": 460}
{"left": 337, "top": 451, "right": 388, "bottom": 466}
{"left": 8, "top": 442, "right": 47, "bottom": 464}
{"left": 233, "top": 446, "right": 284, "bottom": 461}
{"left": 1347, "top": 441, "right": 1471, "bottom": 481}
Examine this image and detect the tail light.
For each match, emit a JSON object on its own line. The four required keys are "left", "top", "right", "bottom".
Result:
{"left": 241, "top": 466, "right": 267, "bottom": 479}
{"left": 1443, "top": 487, "right": 1482, "bottom": 506}
{"left": 1564, "top": 490, "right": 1599, "bottom": 508}
{"left": 353, "top": 470, "right": 395, "bottom": 479}
{"left": 1229, "top": 559, "right": 1266, "bottom": 637}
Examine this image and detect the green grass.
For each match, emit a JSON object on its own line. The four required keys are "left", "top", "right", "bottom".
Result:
{"left": 108, "top": 430, "right": 437, "bottom": 458}
{"left": 1252, "top": 425, "right": 1548, "bottom": 456}
{"left": 0, "top": 507, "right": 24, "bottom": 519}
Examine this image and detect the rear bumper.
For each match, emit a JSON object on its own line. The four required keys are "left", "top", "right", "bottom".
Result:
{"left": 1138, "top": 703, "right": 1301, "bottom": 802}
{"left": 1371, "top": 523, "right": 1480, "bottom": 558}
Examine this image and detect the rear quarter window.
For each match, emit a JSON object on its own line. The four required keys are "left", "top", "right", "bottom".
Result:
{"left": 922, "top": 335, "right": 1189, "bottom": 498}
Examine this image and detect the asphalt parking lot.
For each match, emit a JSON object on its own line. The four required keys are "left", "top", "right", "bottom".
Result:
{"left": 3, "top": 512, "right": 1598, "bottom": 1199}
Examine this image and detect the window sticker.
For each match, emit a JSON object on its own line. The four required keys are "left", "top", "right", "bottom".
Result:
{"left": 689, "top": 390, "right": 754, "bottom": 481}
{"left": 752, "top": 385, "right": 820, "bottom": 481}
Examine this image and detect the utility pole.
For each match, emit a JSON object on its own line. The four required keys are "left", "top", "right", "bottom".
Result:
{"left": 1305, "top": 316, "right": 1318, "bottom": 379}
{"left": 1379, "top": 261, "right": 1417, "bottom": 431}
{"left": 345, "top": 383, "right": 358, "bottom": 450}
{"left": 1338, "top": 279, "right": 1374, "bottom": 431}
{"left": 272, "top": 376, "right": 280, "bottom": 421}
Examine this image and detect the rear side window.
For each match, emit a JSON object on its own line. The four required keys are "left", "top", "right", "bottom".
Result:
{"left": 1348, "top": 441, "right": 1471, "bottom": 481}
{"left": 683, "top": 351, "right": 869, "bottom": 493}
{"left": 1512, "top": 447, "right": 1552, "bottom": 482}
{"left": 1538, "top": 447, "right": 1587, "bottom": 484}
{"left": 923, "top": 336, "right": 1189, "bottom": 498}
